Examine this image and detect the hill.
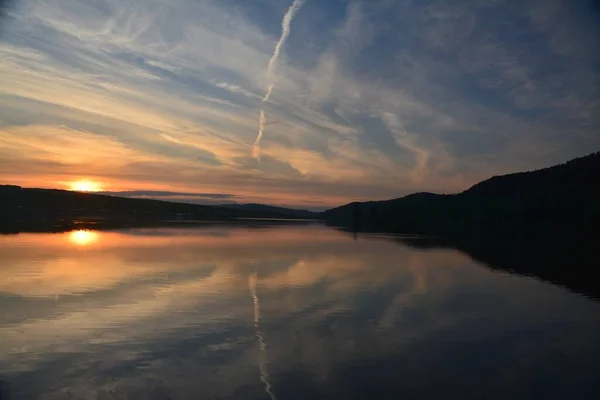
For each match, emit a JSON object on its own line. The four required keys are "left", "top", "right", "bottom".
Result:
{"left": 0, "top": 186, "right": 308, "bottom": 231}
{"left": 221, "top": 203, "right": 316, "bottom": 218}
{"left": 324, "top": 151, "right": 600, "bottom": 237}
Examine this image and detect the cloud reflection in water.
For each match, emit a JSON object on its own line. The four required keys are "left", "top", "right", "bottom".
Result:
{"left": 0, "top": 225, "right": 599, "bottom": 399}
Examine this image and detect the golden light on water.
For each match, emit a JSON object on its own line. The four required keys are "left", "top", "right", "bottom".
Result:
{"left": 70, "top": 180, "right": 102, "bottom": 192}
{"left": 69, "top": 230, "right": 99, "bottom": 246}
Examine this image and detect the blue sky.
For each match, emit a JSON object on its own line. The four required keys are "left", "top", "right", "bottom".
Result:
{"left": 0, "top": 0, "right": 599, "bottom": 208}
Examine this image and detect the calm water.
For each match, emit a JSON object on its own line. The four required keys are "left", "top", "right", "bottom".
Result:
{"left": 1, "top": 225, "right": 599, "bottom": 399}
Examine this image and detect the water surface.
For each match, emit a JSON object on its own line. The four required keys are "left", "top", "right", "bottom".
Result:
{"left": 1, "top": 225, "right": 599, "bottom": 399}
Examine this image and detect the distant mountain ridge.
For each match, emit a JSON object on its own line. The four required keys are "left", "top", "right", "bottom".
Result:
{"left": 3, "top": 151, "right": 599, "bottom": 236}
{"left": 0, "top": 186, "right": 312, "bottom": 231}
{"left": 221, "top": 203, "right": 316, "bottom": 218}
{"left": 324, "top": 151, "right": 600, "bottom": 237}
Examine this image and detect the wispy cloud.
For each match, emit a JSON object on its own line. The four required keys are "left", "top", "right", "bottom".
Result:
{"left": 0, "top": 0, "right": 598, "bottom": 206}
{"left": 380, "top": 112, "right": 431, "bottom": 183}
{"left": 212, "top": 81, "right": 260, "bottom": 98}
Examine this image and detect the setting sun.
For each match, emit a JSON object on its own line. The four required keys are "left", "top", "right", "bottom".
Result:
{"left": 71, "top": 180, "right": 102, "bottom": 192}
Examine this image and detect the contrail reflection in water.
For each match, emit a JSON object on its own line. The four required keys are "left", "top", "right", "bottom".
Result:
{"left": 249, "top": 270, "right": 276, "bottom": 400}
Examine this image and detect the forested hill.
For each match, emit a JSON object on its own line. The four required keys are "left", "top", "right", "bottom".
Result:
{"left": 0, "top": 186, "right": 306, "bottom": 228}
{"left": 221, "top": 203, "right": 316, "bottom": 218}
{"left": 324, "top": 151, "right": 600, "bottom": 237}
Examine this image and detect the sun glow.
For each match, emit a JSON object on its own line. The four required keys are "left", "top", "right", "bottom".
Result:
{"left": 70, "top": 180, "right": 102, "bottom": 192}
{"left": 69, "top": 230, "right": 99, "bottom": 246}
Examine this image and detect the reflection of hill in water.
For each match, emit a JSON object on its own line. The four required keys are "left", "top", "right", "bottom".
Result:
{"left": 332, "top": 225, "right": 600, "bottom": 300}
{"left": 397, "top": 235, "right": 600, "bottom": 301}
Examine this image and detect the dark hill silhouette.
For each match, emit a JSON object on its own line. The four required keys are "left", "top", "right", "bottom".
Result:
{"left": 220, "top": 203, "right": 316, "bottom": 218}
{"left": 0, "top": 186, "right": 310, "bottom": 232}
{"left": 324, "top": 151, "right": 600, "bottom": 237}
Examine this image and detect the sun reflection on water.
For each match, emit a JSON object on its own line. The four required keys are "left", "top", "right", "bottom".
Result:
{"left": 69, "top": 230, "right": 99, "bottom": 246}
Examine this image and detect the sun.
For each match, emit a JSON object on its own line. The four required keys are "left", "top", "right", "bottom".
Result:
{"left": 71, "top": 180, "right": 102, "bottom": 192}
{"left": 69, "top": 230, "right": 99, "bottom": 246}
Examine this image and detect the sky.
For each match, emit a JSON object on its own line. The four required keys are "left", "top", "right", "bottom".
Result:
{"left": 0, "top": 0, "right": 599, "bottom": 209}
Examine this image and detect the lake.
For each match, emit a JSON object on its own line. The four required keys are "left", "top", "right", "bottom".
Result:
{"left": 1, "top": 224, "right": 599, "bottom": 399}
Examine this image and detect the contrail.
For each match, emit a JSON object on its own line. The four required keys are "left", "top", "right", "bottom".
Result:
{"left": 249, "top": 271, "right": 276, "bottom": 400}
{"left": 253, "top": 0, "right": 306, "bottom": 161}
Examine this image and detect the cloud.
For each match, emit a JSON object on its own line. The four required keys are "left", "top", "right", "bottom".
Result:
{"left": 380, "top": 112, "right": 431, "bottom": 183}
{"left": 0, "top": 0, "right": 598, "bottom": 207}
{"left": 212, "top": 81, "right": 260, "bottom": 98}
